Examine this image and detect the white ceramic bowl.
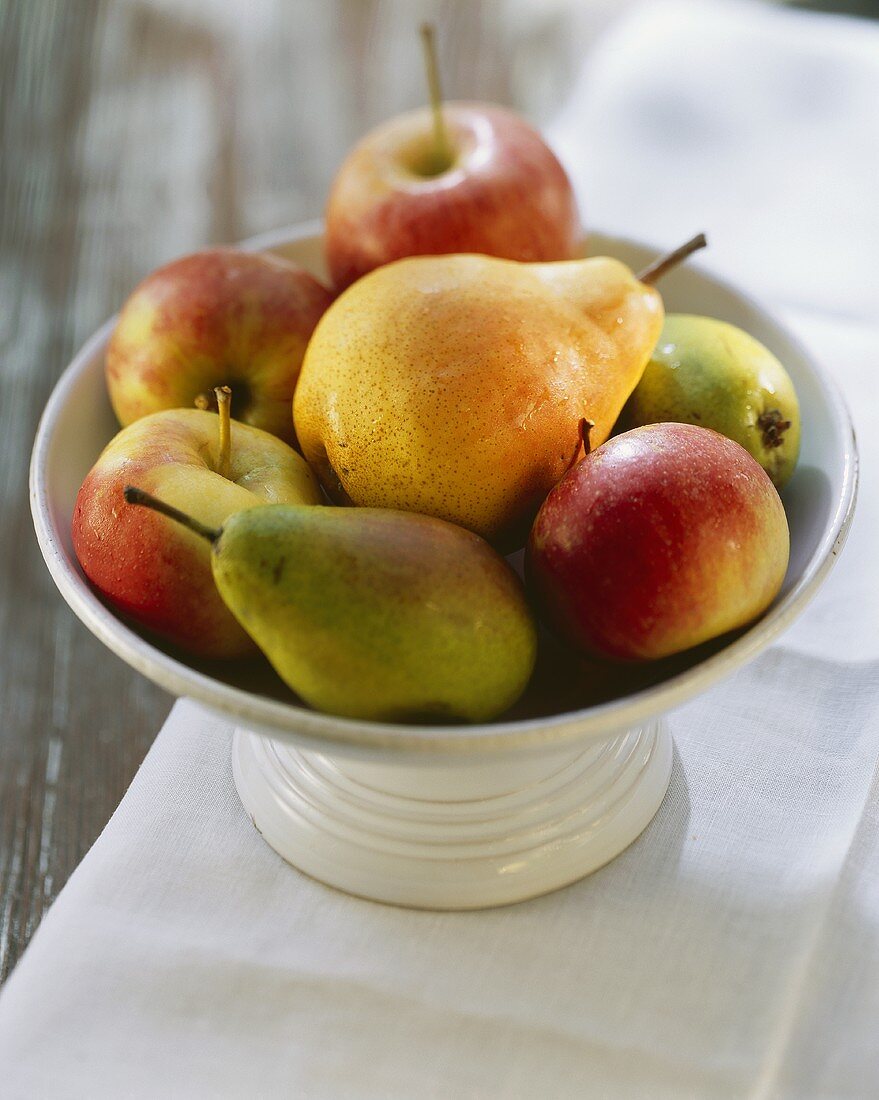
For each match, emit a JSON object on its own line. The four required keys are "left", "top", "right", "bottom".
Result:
{"left": 30, "top": 225, "right": 858, "bottom": 908}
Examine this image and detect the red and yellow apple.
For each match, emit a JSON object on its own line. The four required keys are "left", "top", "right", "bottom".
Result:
{"left": 72, "top": 407, "right": 322, "bottom": 658}
{"left": 106, "top": 249, "right": 333, "bottom": 444}
{"left": 526, "top": 423, "right": 790, "bottom": 660}
{"left": 325, "top": 103, "right": 581, "bottom": 290}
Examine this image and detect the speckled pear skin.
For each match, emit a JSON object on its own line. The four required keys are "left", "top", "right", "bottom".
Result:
{"left": 621, "top": 315, "right": 801, "bottom": 487}
{"left": 293, "top": 253, "right": 664, "bottom": 548}
{"left": 211, "top": 505, "right": 538, "bottom": 723}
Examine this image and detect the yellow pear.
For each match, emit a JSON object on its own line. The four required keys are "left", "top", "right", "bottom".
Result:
{"left": 294, "top": 241, "right": 701, "bottom": 545}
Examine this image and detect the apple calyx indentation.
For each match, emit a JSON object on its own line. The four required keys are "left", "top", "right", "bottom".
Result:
{"left": 195, "top": 380, "right": 253, "bottom": 421}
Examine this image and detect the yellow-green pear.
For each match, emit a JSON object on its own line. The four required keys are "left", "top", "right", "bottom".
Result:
{"left": 123, "top": 489, "right": 537, "bottom": 724}
{"left": 621, "top": 314, "right": 801, "bottom": 487}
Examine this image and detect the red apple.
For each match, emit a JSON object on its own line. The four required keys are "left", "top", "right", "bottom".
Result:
{"left": 106, "top": 249, "right": 333, "bottom": 444}
{"left": 73, "top": 405, "right": 322, "bottom": 658}
{"left": 526, "top": 424, "right": 790, "bottom": 660}
{"left": 325, "top": 102, "right": 581, "bottom": 291}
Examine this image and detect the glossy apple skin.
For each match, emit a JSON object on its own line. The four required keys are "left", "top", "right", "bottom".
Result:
{"left": 72, "top": 409, "right": 322, "bottom": 659}
{"left": 526, "top": 424, "right": 790, "bottom": 660}
{"left": 325, "top": 103, "right": 581, "bottom": 290}
{"left": 106, "top": 249, "right": 333, "bottom": 444}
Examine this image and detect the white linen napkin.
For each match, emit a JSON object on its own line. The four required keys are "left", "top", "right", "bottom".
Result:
{"left": 3, "top": 1, "right": 879, "bottom": 1095}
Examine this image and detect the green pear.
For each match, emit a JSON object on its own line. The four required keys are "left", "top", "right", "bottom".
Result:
{"left": 621, "top": 315, "right": 801, "bottom": 487}
{"left": 123, "top": 489, "right": 537, "bottom": 724}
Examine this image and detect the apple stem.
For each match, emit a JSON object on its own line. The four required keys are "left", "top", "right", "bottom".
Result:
{"left": 123, "top": 486, "right": 220, "bottom": 543}
{"left": 637, "top": 233, "right": 708, "bottom": 285}
{"left": 194, "top": 393, "right": 210, "bottom": 410}
{"left": 564, "top": 417, "right": 595, "bottom": 474}
{"left": 581, "top": 418, "right": 594, "bottom": 456}
{"left": 419, "top": 23, "right": 453, "bottom": 174}
{"left": 215, "top": 385, "right": 232, "bottom": 479}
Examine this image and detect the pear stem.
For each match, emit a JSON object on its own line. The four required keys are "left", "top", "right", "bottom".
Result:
{"left": 419, "top": 23, "right": 453, "bottom": 174}
{"left": 637, "top": 232, "right": 707, "bottom": 285}
{"left": 215, "top": 385, "right": 232, "bottom": 479}
{"left": 123, "top": 486, "right": 220, "bottom": 543}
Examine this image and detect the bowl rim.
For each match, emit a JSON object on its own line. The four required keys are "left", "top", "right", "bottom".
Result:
{"left": 30, "top": 223, "right": 859, "bottom": 755}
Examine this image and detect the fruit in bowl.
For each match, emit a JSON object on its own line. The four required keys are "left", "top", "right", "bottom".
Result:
{"left": 325, "top": 101, "right": 581, "bottom": 291}
{"left": 106, "top": 248, "right": 333, "bottom": 445}
{"left": 72, "top": 391, "right": 322, "bottom": 659}
{"left": 621, "top": 314, "right": 801, "bottom": 487}
{"left": 295, "top": 235, "right": 706, "bottom": 549}
{"left": 75, "top": 214, "right": 800, "bottom": 702}
{"left": 25, "top": 18, "right": 860, "bottom": 909}
{"left": 32, "top": 223, "right": 857, "bottom": 911}
{"left": 124, "top": 488, "right": 537, "bottom": 723}
{"left": 526, "top": 423, "right": 790, "bottom": 661}
{"left": 324, "top": 25, "right": 580, "bottom": 290}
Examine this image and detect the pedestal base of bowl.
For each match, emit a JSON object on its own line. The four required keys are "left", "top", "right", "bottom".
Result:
{"left": 231, "top": 721, "right": 673, "bottom": 910}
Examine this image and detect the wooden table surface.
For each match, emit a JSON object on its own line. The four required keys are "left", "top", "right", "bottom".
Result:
{"left": 0, "top": 0, "right": 605, "bottom": 984}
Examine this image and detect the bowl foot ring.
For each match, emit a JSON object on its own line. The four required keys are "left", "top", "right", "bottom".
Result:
{"left": 232, "top": 721, "right": 673, "bottom": 910}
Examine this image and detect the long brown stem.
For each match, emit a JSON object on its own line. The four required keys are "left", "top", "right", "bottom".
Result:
{"left": 215, "top": 385, "right": 232, "bottom": 479}
{"left": 419, "top": 23, "right": 452, "bottom": 174}
{"left": 123, "top": 486, "right": 220, "bottom": 543}
{"left": 637, "top": 233, "right": 707, "bottom": 285}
